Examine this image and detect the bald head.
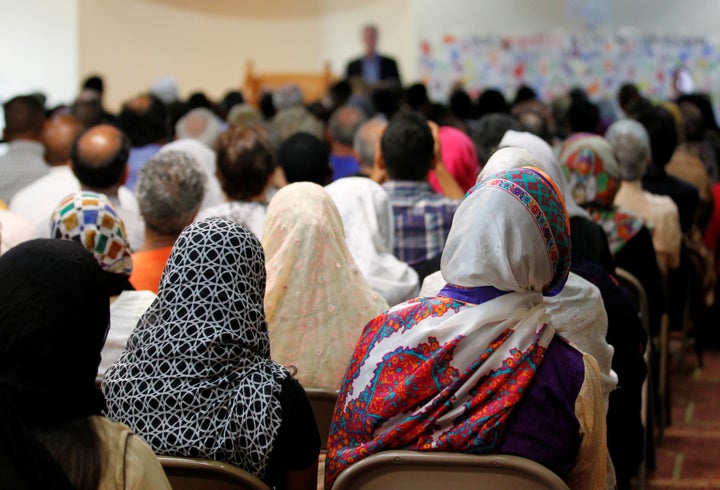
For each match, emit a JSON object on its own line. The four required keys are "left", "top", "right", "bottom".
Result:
{"left": 71, "top": 124, "right": 130, "bottom": 190}
{"left": 43, "top": 115, "right": 83, "bottom": 166}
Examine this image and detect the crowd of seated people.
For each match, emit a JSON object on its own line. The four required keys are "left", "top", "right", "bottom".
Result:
{"left": 1, "top": 67, "right": 719, "bottom": 490}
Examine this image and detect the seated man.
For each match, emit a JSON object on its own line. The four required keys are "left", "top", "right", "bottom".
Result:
{"left": 327, "top": 105, "right": 367, "bottom": 180}
{"left": 130, "top": 150, "right": 205, "bottom": 292}
{"left": 69, "top": 124, "right": 145, "bottom": 251}
{"left": 0, "top": 95, "right": 48, "bottom": 204}
{"left": 376, "top": 112, "right": 460, "bottom": 270}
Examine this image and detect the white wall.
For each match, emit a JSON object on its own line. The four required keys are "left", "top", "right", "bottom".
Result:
{"left": 0, "top": 0, "right": 79, "bottom": 128}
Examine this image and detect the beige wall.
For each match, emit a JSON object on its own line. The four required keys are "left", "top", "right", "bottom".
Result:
{"left": 80, "top": 0, "right": 326, "bottom": 111}
{"left": 80, "top": 0, "right": 416, "bottom": 111}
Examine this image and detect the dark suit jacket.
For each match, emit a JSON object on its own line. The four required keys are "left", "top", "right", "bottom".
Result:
{"left": 346, "top": 54, "right": 401, "bottom": 85}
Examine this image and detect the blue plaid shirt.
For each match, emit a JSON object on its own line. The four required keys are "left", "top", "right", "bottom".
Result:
{"left": 382, "top": 180, "right": 460, "bottom": 266}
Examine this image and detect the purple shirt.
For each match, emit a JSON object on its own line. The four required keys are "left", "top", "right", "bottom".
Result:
{"left": 498, "top": 336, "right": 584, "bottom": 479}
{"left": 125, "top": 144, "right": 162, "bottom": 192}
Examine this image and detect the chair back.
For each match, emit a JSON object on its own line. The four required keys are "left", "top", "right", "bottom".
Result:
{"left": 331, "top": 450, "right": 569, "bottom": 490}
{"left": 615, "top": 267, "right": 650, "bottom": 334}
{"left": 305, "top": 387, "right": 339, "bottom": 451}
{"left": 158, "top": 456, "right": 271, "bottom": 490}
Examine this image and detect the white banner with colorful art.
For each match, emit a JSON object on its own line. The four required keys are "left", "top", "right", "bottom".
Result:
{"left": 419, "top": 32, "right": 720, "bottom": 103}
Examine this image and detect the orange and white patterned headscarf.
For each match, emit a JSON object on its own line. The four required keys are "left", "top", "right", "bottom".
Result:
{"left": 51, "top": 191, "right": 133, "bottom": 276}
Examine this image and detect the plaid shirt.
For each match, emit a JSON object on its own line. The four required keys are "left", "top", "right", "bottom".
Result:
{"left": 382, "top": 180, "right": 460, "bottom": 266}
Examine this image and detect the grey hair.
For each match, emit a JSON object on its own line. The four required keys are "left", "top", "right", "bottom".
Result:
{"left": 136, "top": 150, "right": 206, "bottom": 236}
{"left": 329, "top": 106, "right": 367, "bottom": 147}
{"left": 604, "top": 119, "right": 650, "bottom": 181}
{"left": 353, "top": 117, "right": 387, "bottom": 168}
{"left": 272, "top": 84, "right": 304, "bottom": 111}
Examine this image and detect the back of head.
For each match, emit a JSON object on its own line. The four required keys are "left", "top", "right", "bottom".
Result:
{"left": 449, "top": 89, "right": 473, "bottom": 120}
{"left": 136, "top": 150, "right": 206, "bottom": 236}
{"left": 604, "top": 119, "right": 650, "bottom": 181}
{"left": 438, "top": 126, "right": 479, "bottom": 192}
{"left": 82, "top": 75, "right": 104, "bottom": 95}
{"left": 42, "top": 114, "right": 83, "bottom": 165}
{"left": 272, "top": 84, "right": 304, "bottom": 111}
{"left": 635, "top": 105, "right": 678, "bottom": 168}
{"left": 150, "top": 76, "right": 179, "bottom": 105}
{"left": 51, "top": 191, "right": 133, "bottom": 277}
{"left": 513, "top": 85, "right": 537, "bottom": 106}
{"left": 329, "top": 106, "right": 367, "bottom": 147}
{"left": 568, "top": 99, "right": 600, "bottom": 134}
{"left": 216, "top": 125, "right": 276, "bottom": 201}
{"left": 476, "top": 88, "right": 509, "bottom": 118}
{"left": 174, "top": 107, "right": 223, "bottom": 149}
{"left": 71, "top": 124, "right": 130, "bottom": 189}
{"left": 442, "top": 165, "right": 571, "bottom": 295}
{"left": 72, "top": 89, "right": 103, "bottom": 129}
{"left": 381, "top": 112, "right": 434, "bottom": 180}
{"left": 559, "top": 133, "right": 620, "bottom": 207}
{"left": 405, "top": 83, "right": 429, "bottom": 111}
{"left": 470, "top": 113, "right": 520, "bottom": 165}
{"left": 354, "top": 118, "right": 388, "bottom": 169}
{"left": 227, "top": 103, "right": 262, "bottom": 126}
{"left": 218, "top": 90, "right": 245, "bottom": 119}
{"left": 117, "top": 94, "right": 169, "bottom": 147}
{"left": 2, "top": 95, "right": 45, "bottom": 140}
{"left": 0, "top": 239, "right": 109, "bottom": 421}
{"left": 278, "top": 131, "right": 331, "bottom": 185}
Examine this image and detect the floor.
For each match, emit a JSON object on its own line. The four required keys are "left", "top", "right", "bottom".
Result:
{"left": 642, "top": 347, "right": 720, "bottom": 489}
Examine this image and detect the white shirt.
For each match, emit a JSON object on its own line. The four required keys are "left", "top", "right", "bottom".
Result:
{"left": 10, "top": 165, "right": 80, "bottom": 236}
{"left": 99, "top": 290, "right": 157, "bottom": 378}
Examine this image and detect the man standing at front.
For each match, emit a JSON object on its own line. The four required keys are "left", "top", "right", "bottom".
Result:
{"left": 346, "top": 24, "right": 401, "bottom": 88}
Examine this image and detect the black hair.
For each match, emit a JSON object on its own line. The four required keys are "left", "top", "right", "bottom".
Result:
{"left": 635, "top": 105, "right": 678, "bottom": 168}
{"left": 116, "top": 95, "right": 169, "bottom": 147}
{"left": 381, "top": 112, "right": 434, "bottom": 181}
{"left": 449, "top": 89, "right": 473, "bottom": 120}
{"left": 476, "top": 89, "right": 509, "bottom": 117}
{"left": 278, "top": 132, "right": 331, "bottom": 185}
{"left": 568, "top": 100, "right": 600, "bottom": 134}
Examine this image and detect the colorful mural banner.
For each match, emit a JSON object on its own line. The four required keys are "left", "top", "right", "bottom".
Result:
{"left": 419, "top": 32, "right": 720, "bottom": 104}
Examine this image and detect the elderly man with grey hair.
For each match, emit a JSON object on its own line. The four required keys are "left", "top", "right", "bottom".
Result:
{"left": 328, "top": 105, "right": 367, "bottom": 180}
{"left": 129, "top": 150, "right": 206, "bottom": 292}
{"left": 353, "top": 117, "right": 387, "bottom": 179}
{"left": 605, "top": 119, "right": 682, "bottom": 273}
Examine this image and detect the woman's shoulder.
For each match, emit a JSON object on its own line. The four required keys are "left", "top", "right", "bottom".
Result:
{"left": 91, "top": 416, "right": 171, "bottom": 490}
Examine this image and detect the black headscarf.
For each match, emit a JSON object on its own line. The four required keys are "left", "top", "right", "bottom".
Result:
{"left": 0, "top": 239, "right": 110, "bottom": 488}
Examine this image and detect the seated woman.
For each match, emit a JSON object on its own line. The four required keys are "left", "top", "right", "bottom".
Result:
{"left": 50, "top": 191, "right": 157, "bottom": 377}
{"left": 262, "top": 182, "right": 388, "bottom": 390}
{"left": 0, "top": 239, "right": 170, "bottom": 489}
{"left": 195, "top": 124, "right": 276, "bottom": 237}
{"left": 324, "top": 167, "right": 607, "bottom": 490}
{"left": 560, "top": 133, "right": 665, "bottom": 337}
{"left": 325, "top": 176, "right": 419, "bottom": 307}
{"left": 103, "top": 218, "right": 320, "bottom": 490}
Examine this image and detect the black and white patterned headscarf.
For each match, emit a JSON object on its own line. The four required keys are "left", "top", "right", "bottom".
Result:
{"left": 102, "top": 217, "right": 289, "bottom": 478}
